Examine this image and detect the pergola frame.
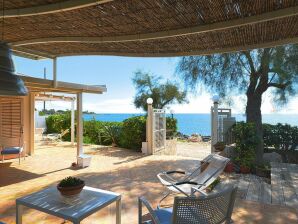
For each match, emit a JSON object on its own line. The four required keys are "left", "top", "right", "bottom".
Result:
{"left": 3, "top": 0, "right": 297, "bottom": 161}
{"left": 19, "top": 74, "right": 106, "bottom": 161}
{"left": 35, "top": 93, "right": 76, "bottom": 145}
{"left": 3, "top": 0, "right": 113, "bottom": 18}
{"left": 4, "top": 1, "right": 297, "bottom": 60}
{"left": 11, "top": 6, "right": 298, "bottom": 47}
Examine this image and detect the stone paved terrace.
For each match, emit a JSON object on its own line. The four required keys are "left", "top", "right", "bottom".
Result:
{"left": 0, "top": 142, "right": 297, "bottom": 223}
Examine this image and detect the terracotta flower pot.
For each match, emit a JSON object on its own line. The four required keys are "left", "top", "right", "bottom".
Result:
{"left": 240, "top": 166, "right": 250, "bottom": 174}
{"left": 224, "top": 162, "right": 234, "bottom": 173}
{"left": 57, "top": 183, "right": 85, "bottom": 196}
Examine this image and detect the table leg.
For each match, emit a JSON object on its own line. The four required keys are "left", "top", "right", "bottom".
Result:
{"left": 116, "top": 198, "right": 121, "bottom": 224}
{"left": 16, "top": 203, "right": 23, "bottom": 224}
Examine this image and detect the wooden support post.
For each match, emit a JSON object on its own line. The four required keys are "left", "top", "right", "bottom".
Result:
{"left": 53, "top": 57, "right": 57, "bottom": 88}
{"left": 71, "top": 99, "right": 75, "bottom": 145}
{"left": 29, "top": 93, "right": 35, "bottom": 155}
{"left": 76, "top": 92, "right": 83, "bottom": 163}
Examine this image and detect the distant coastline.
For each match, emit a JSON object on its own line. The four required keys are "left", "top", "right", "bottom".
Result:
{"left": 83, "top": 113, "right": 298, "bottom": 136}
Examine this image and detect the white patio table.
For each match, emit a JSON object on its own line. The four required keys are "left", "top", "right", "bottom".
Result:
{"left": 16, "top": 186, "right": 121, "bottom": 224}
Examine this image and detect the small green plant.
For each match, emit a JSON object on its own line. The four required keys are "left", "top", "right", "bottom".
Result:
{"left": 206, "top": 178, "right": 221, "bottom": 192}
{"left": 232, "top": 122, "right": 259, "bottom": 168}
{"left": 256, "top": 163, "right": 271, "bottom": 171}
{"left": 101, "top": 124, "right": 122, "bottom": 146}
{"left": 58, "top": 177, "right": 84, "bottom": 187}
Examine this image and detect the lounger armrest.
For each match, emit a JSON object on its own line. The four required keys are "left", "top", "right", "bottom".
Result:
{"left": 191, "top": 186, "right": 208, "bottom": 196}
{"left": 175, "top": 181, "right": 205, "bottom": 186}
{"left": 165, "top": 170, "right": 186, "bottom": 175}
{"left": 138, "top": 197, "right": 161, "bottom": 224}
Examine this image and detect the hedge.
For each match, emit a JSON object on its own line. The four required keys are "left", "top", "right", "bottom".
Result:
{"left": 45, "top": 114, "right": 177, "bottom": 151}
{"left": 119, "top": 116, "right": 146, "bottom": 150}
{"left": 45, "top": 112, "right": 71, "bottom": 141}
{"left": 263, "top": 123, "right": 298, "bottom": 150}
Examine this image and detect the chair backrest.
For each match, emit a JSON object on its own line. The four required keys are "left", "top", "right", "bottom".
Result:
{"left": 191, "top": 154, "right": 229, "bottom": 190}
{"left": 172, "top": 186, "right": 237, "bottom": 224}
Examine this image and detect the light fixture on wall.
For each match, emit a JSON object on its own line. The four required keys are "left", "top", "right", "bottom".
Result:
{"left": 0, "top": 0, "right": 28, "bottom": 96}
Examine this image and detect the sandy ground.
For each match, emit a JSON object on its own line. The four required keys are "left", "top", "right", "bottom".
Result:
{"left": 176, "top": 141, "right": 211, "bottom": 159}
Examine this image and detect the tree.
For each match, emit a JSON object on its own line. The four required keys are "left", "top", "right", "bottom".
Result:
{"left": 132, "top": 70, "right": 187, "bottom": 111}
{"left": 177, "top": 44, "right": 298, "bottom": 164}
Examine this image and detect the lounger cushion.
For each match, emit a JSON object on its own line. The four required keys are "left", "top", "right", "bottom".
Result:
{"left": 155, "top": 208, "right": 173, "bottom": 224}
{"left": 1, "top": 147, "right": 22, "bottom": 155}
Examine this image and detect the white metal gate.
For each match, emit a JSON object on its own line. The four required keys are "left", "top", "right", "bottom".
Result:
{"left": 152, "top": 109, "right": 166, "bottom": 153}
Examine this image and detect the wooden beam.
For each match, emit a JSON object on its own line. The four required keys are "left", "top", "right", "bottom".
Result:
{"left": 11, "top": 6, "right": 298, "bottom": 47}
{"left": 3, "top": 0, "right": 113, "bottom": 18}
{"left": 20, "top": 75, "right": 107, "bottom": 94}
{"left": 55, "top": 37, "right": 298, "bottom": 58}
{"left": 12, "top": 48, "right": 53, "bottom": 60}
{"left": 35, "top": 93, "right": 75, "bottom": 102}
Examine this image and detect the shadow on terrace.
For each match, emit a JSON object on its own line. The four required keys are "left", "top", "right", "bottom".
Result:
{"left": 0, "top": 143, "right": 297, "bottom": 224}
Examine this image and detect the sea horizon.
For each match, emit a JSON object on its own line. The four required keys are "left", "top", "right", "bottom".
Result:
{"left": 83, "top": 113, "right": 298, "bottom": 136}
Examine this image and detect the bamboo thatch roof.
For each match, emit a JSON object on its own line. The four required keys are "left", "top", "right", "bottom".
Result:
{"left": 3, "top": 0, "right": 298, "bottom": 59}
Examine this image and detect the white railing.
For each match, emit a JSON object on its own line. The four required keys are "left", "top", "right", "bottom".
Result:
{"left": 152, "top": 109, "right": 166, "bottom": 153}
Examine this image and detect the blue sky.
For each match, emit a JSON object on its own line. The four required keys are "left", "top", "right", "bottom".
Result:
{"left": 13, "top": 55, "right": 298, "bottom": 114}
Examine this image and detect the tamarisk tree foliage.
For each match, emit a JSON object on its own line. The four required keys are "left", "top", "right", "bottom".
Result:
{"left": 177, "top": 44, "right": 298, "bottom": 164}
{"left": 132, "top": 70, "right": 187, "bottom": 111}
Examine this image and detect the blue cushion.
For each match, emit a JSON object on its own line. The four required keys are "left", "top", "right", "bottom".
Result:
{"left": 154, "top": 208, "right": 173, "bottom": 224}
{"left": 1, "top": 147, "right": 22, "bottom": 155}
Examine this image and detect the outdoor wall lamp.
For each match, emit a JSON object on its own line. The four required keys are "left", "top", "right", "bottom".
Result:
{"left": 212, "top": 95, "right": 220, "bottom": 104}
{"left": 147, "top": 98, "right": 153, "bottom": 105}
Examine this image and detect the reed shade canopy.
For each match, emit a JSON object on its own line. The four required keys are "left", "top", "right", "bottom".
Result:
{"left": 0, "top": 42, "right": 28, "bottom": 96}
{"left": 3, "top": 0, "right": 298, "bottom": 59}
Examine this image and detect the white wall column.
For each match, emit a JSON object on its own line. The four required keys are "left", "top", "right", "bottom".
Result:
{"left": 29, "top": 93, "right": 35, "bottom": 155}
{"left": 71, "top": 99, "right": 75, "bottom": 145}
{"left": 211, "top": 95, "right": 219, "bottom": 153}
{"left": 76, "top": 92, "right": 83, "bottom": 162}
{"left": 53, "top": 57, "right": 57, "bottom": 88}
{"left": 146, "top": 98, "right": 153, "bottom": 154}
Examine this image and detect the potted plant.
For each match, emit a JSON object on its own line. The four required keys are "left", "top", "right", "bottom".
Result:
{"left": 213, "top": 141, "right": 225, "bottom": 151}
{"left": 234, "top": 153, "right": 254, "bottom": 174}
{"left": 57, "top": 176, "right": 85, "bottom": 197}
{"left": 224, "top": 161, "right": 234, "bottom": 173}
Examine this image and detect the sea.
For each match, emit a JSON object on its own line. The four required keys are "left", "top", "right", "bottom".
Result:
{"left": 83, "top": 113, "right": 298, "bottom": 136}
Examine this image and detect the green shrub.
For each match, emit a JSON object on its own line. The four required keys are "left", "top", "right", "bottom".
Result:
{"left": 232, "top": 122, "right": 259, "bottom": 167}
{"left": 46, "top": 114, "right": 178, "bottom": 150}
{"left": 119, "top": 116, "right": 146, "bottom": 150}
{"left": 263, "top": 123, "right": 298, "bottom": 150}
{"left": 83, "top": 119, "right": 123, "bottom": 146}
{"left": 166, "top": 117, "right": 177, "bottom": 138}
{"left": 101, "top": 123, "right": 122, "bottom": 146}
{"left": 83, "top": 119, "right": 101, "bottom": 144}
{"left": 45, "top": 112, "right": 71, "bottom": 141}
